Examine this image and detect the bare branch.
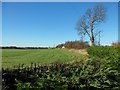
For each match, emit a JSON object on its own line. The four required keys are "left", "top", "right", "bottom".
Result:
{"left": 76, "top": 4, "right": 106, "bottom": 46}
{"left": 93, "top": 4, "right": 106, "bottom": 23}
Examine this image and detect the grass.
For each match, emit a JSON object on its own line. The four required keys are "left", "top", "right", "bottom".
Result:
{"left": 2, "top": 49, "right": 87, "bottom": 68}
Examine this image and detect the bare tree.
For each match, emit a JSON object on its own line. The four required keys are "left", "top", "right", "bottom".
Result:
{"left": 76, "top": 4, "right": 106, "bottom": 46}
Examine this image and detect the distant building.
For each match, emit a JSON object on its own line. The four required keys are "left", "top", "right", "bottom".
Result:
{"left": 62, "top": 46, "right": 65, "bottom": 49}
{"left": 56, "top": 44, "right": 64, "bottom": 49}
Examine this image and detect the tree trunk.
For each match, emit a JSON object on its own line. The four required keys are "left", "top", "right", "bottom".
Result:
{"left": 90, "top": 36, "right": 95, "bottom": 46}
{"left": 90, "top": 17, "right": 95, "bottom": 46}
{"left": 98, "top": 31, "right": 101, "bottom": 46}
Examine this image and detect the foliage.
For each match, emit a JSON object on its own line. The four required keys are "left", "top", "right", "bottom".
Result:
{"left": 87, "top": 46, "right": 120, "bottom": 89}
{"left": 2, "top": 46, "right": 49, "bottom": 49}
{"left": 56, "top": 40, "right": 89, "bottom": 49}
{"left": 64, "top": 41, "right": 89, "bottom": 49}
{"left": 112, "top": 42, "right": 120, "bottom": 48}
{"left": 2, "top": 60, "right": 120, "bottom": 89}
{"left": 87, "top": 46, "right": 118, "bottom": 58}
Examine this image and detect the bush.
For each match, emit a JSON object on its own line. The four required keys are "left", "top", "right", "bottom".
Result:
{"left": 87, "top": 46, "right": 120, "bottom": 89}
{"left": 112, "top": 42, "right": 120, "bottom": 48}
{"left": 64, "top": 41, "right": 89, "bottom": 49}
{"left": 2, "top": 56, "right": 120, "bottom": 89}
{"left": 87, "top": 46, "right": 119, "bottom": 58}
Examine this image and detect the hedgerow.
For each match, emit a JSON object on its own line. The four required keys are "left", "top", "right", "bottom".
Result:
{"left": 87, "top": 46, "right": 118, "bottom": 58}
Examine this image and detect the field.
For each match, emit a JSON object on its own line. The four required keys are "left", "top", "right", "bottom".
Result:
{"left": 2, "top": 49, "right": 87, "bottom": 68}
{"left": 2, "top": 47, "right": 120, "bottom": 89}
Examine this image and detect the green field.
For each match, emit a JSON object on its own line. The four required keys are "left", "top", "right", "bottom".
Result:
{"left": 2, "top": 49, "right": 87, "bottom": 68}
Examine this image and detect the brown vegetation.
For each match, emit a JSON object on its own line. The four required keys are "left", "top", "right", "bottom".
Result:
{"left": 112, "top": 42, "right": 120, "bottom": 47}
{"left": 56, "top": 41, "right": 89, "bottom": 49}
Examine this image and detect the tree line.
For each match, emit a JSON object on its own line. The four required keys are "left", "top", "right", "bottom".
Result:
{"left": 1, "top": 46, "right": 49, "bottom": 49}
{"left": 56, "top": 40, "right": 89, "bottom": 49}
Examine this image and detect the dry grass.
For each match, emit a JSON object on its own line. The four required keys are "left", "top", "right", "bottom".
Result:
{"left": 68, "top": 49, "right": 88, "bottom": 56}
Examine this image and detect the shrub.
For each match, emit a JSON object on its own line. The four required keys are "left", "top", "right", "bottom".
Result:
{"left": 2, "top": 56, "right": 120, "bottom": 89}
{"left": 112, "top": 42, "right": 120, "bottom": 48}
{"left": 64, "top": 41, "right": 89, "bottom": 49}
{"left": 87, "top": 46, "right": 119, "bottom": 58}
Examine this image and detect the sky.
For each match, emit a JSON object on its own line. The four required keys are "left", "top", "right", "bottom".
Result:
{"left": 2, "top": 2, "right": 118, "bottom": 47}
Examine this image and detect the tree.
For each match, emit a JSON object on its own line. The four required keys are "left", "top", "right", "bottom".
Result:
{"left": 76, "top": 4, "right": 106, "bottom": 46}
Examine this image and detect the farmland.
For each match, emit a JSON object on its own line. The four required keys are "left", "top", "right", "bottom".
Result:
{"left": 2, "top": 49, "right": 87, "bottom": 68}
{"left": 2, "top": 46, "right": 120, "bottom": 89}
